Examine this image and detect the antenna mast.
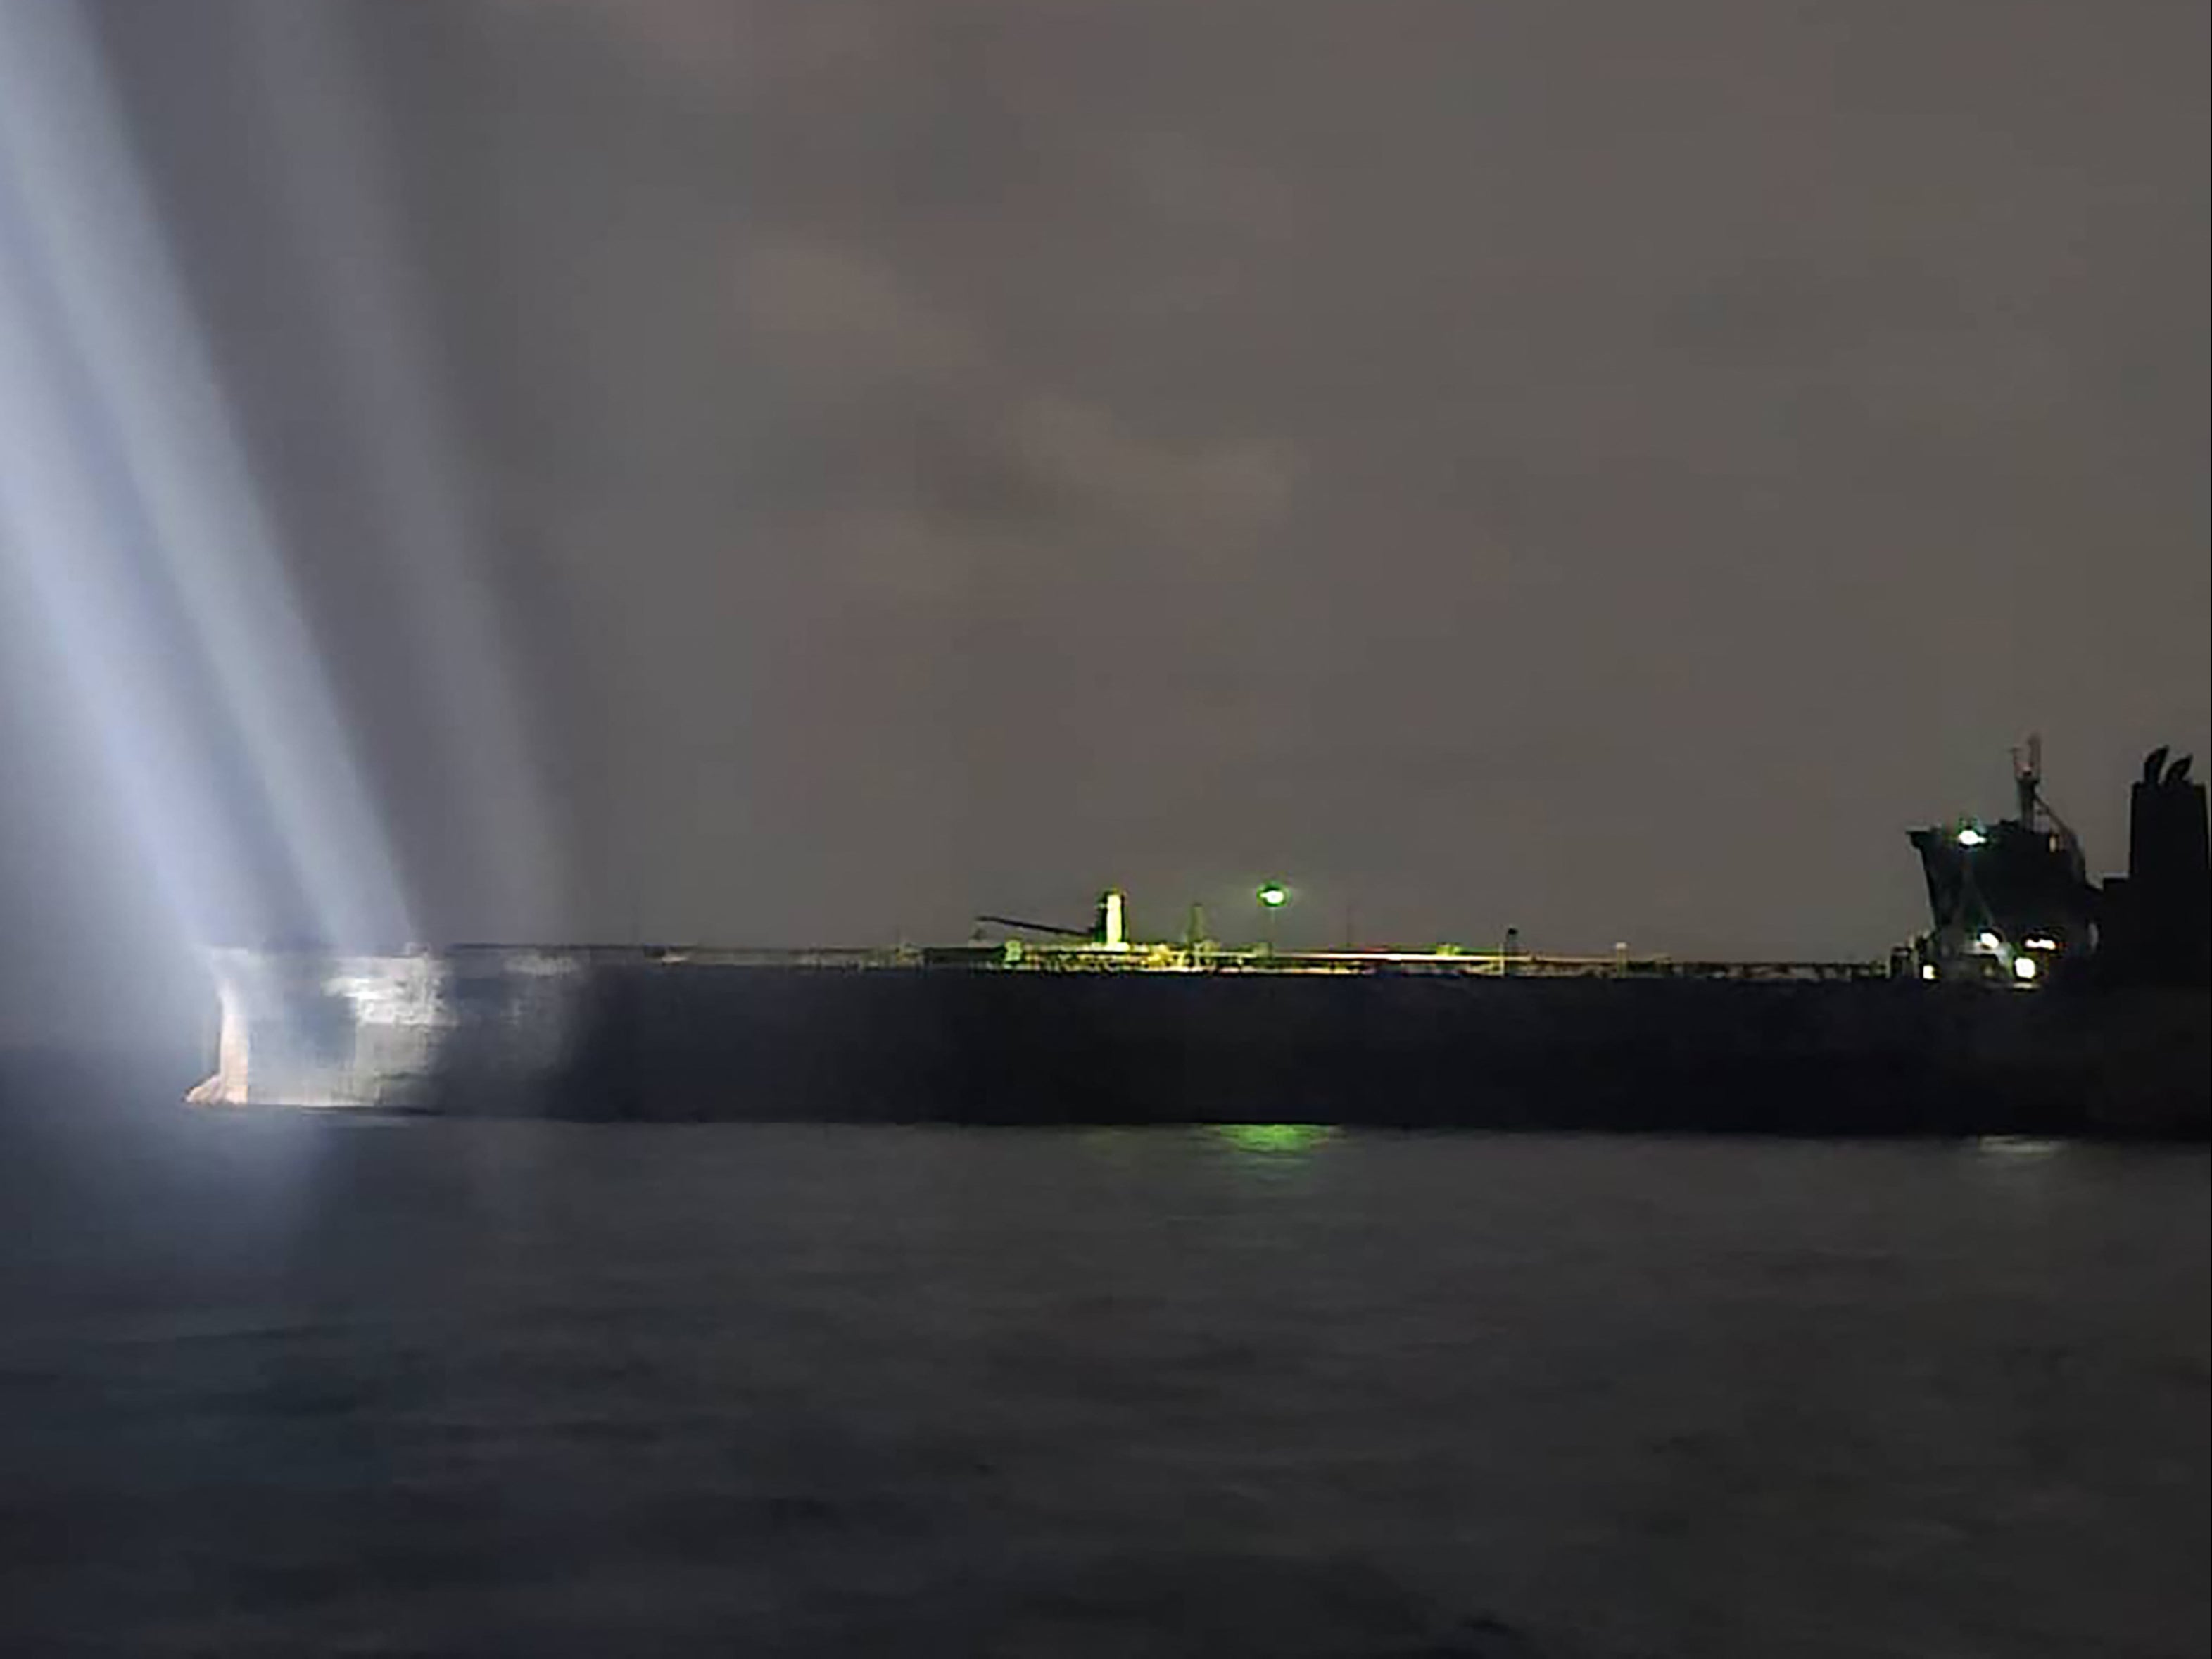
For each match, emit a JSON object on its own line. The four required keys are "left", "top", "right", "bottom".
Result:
{"left": 2013, "top": 733, "right": 2044, "bottom": 828}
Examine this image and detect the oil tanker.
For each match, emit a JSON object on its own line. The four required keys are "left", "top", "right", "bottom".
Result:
{"left": 191, "top": 743, "right": 2209, "bottom": 1137}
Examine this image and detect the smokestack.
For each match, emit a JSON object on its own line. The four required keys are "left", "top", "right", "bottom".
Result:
{"left": 2106, "top": 749, "right": 2212, "bottom": 985}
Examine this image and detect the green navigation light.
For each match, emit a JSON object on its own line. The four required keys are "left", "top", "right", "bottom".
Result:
{"left": 1256, "top": 882, "right": 1290, "bottom": 909}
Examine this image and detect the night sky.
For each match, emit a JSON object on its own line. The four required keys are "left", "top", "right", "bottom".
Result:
{"left": 2, "top": 0, "right": 2206, "bottom": 1047}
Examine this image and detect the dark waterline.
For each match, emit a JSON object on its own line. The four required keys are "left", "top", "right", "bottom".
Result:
{"left": 2, "top": 1064, "right": 2206, "bottom": 1658}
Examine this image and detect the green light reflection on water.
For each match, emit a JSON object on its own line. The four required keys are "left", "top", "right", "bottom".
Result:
{"left": 1212, "top": 1123, "right": 1338, "bottom": 1155}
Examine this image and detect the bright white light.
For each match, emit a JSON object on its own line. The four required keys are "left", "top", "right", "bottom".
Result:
{"left": 1957, "top": 826, "right": 1989, "bottom": 847}
{"left": 1099, "top": 888, "right": 1127, "bottom": 950}
{"left": 1976, "top": 931, "right": 2002, "bottom": 952}
{"left": 232, "top": 7, "right": 564, "bottom": 935}
{"left": 2024, "top": 936, "right": 2059, "bottom": 952}
{"left": 0, "top": 5, "right": 411, "bottom": 950}
{"left": 1920, "top": 964, "right": 1939, "bottom": 982}
{"left": 2012, "top": 956, "right": 2039, "bottom": 980}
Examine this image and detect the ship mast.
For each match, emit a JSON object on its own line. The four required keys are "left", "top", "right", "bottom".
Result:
{"left": 2012, "top": 732, "right": 2086, "bottom": 876}
{"left": 2013, "top": 733, "right": 2044, "bottom": 830}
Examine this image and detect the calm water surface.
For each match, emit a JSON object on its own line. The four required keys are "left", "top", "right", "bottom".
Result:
{"left": 2, "top": 1092, "right": 2205, "bottom": 1658}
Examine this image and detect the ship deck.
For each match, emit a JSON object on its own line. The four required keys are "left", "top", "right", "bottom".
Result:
{"left": 434, "top": 942, "right": 1897, "bottom": 983}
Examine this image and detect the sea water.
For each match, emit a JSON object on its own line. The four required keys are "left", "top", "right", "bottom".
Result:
{"left": 1, "top": 1087, "right": 2204, "bottom": 1657}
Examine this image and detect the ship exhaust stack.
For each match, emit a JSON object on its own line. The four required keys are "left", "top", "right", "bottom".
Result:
{"left": 2101, "top": 750, "right": 2211, "bottom": 985}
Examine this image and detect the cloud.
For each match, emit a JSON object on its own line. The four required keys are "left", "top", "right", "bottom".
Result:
{"left": 740, "top": 239, "right": 982, "bottom": 388}
{"left": 737, "top": 232, "right": 1295, "bottom": 553}
{"left": 1004, "top": 395, "right": 1292, "bottom": 537}
{"left": 484, "top": 0, "right": 756, "bottom": 83}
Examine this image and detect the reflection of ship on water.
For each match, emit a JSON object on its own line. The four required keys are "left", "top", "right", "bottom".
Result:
{"left": 1907, "top": 738, "right": 2210, "bottom": 989}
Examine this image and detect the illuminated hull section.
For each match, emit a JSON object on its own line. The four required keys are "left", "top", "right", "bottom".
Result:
{"left": 192, "top": 947, "right": 2208, "bottom": 1137}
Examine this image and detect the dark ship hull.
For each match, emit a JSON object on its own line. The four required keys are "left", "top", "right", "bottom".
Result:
{"left": 191, "top": 946, "right": 2208, "bottom": 1138}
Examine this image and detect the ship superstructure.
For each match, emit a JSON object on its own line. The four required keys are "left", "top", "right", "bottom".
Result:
{"left": 1907, "top": 738, "right": 2209, "bottom": 988}
{"left": 1907, "top": 737, "right": 2095, "bottom": 984}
